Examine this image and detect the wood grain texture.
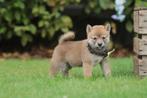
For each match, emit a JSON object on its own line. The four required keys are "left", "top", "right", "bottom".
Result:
{"left": 134, "top": 9, "right": 147, "bottom": 34}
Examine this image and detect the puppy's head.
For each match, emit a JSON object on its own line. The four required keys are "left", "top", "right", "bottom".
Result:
{"left": 86, "top": 23, "right": 111, "bottom": 50}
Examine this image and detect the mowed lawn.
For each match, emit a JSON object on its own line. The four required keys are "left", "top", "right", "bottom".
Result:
{"left": 0, "top": 57, "right": 147, "bottom": 98}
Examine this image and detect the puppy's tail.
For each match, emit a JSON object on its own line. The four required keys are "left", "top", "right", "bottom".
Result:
{"left": 59, "top": 31, "right": 75, "bottom": 44}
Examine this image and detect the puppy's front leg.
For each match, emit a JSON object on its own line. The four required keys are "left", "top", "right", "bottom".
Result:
{"left": 83, "top": 62, "right": 93, "bottom": 78}
{"left": 100, "top": 58, "right": 111, "bottom": 77}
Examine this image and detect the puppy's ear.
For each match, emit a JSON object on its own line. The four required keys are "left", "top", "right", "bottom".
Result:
{"left": 105, "top": 23, "right": 111, "bottom": 33}
{"left": 86, "top": 24, "right": 92, "bottom": 34}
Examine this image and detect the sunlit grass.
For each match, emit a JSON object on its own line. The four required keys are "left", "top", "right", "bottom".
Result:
{"left": 0, "top": 57, "right": 147, "bottom": 98}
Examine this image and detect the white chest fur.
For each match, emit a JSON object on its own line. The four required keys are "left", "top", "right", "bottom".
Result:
{"left": 90, "top": 54, "right": 103, "bottom": 65}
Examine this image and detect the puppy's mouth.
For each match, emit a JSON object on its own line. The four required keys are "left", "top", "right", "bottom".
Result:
{"left": 87, "top": 43, "right": 108, "bottom": 56}
{"left": 96, "top": 45, "right": 105, "bottom": 50}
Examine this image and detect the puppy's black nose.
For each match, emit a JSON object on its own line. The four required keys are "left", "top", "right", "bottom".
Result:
{"left": 98, "top": 43, "right": 102, "bottom": 47}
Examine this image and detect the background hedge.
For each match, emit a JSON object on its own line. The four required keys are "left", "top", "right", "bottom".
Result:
{"left": 0, "top": 0, "right": 134, "bottom": 47}
{"left": 0, "top": 0, "right": 77, "bottom": 46}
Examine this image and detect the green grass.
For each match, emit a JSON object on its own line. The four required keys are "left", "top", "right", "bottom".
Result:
{"left": 0, "top": 57, "right": 147, "bottom": 98}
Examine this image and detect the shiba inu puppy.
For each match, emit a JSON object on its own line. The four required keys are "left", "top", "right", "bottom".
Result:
{"left": 50, "top": 24, "right": 111, "bottom": 78}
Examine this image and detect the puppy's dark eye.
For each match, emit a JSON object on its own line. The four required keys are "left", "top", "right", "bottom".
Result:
{"left": 102, "top": 37, "right": 105, "bottom": 39}
{"left": 93, "top": 37, "right": 97, "bottom": 40}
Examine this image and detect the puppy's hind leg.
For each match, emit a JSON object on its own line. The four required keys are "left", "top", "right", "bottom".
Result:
{"left": 49, "top": 58, "right": 63, "bottom": 77}
{"left": 61, "top": 62, "right": 72, "bottom": 77}
{"left": 49, "top": 62, "right": 60, "bottom": 77}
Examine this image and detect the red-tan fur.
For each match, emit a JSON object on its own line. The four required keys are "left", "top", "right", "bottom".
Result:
{"left": 50, "top": 24, "right": 111, "bottom": 78}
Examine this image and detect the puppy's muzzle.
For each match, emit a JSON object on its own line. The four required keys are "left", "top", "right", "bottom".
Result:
{"left": 97, "top": 43, "right": 104, "bottom": 49}
{"left": 98, "top": 43, "right": 102, "bottom": 47}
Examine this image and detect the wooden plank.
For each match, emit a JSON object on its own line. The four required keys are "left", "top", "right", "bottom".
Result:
{"left": 141, "top": 56, "right": 147, "bottom": 65}
{"left": 133, "top": 37, "right": 139, "bottom": 54}
{"left": 139, "top": 65, "right": 147, "bottom": 71}
{"left": 134, "top": 9, "right": 147, "bottom": 34}
{"left": 133, "top": 55, "right": 147, "bottom": 76}
{"left": 138, "top": 10, "right": 147, "bottom": 28}
{"left": 139, "top": 65, "right": 147, "bottom": 76}
{"left": 134, "top": 11, "right": 139, "bottom": 33}
{"left": 133, "top": 56, "right": 139, "bottom": 74}
{"left": 138, "top": 27, "right": 147, "bottom": 34}
{"left": 140, "top": 38, "right": 147, "bottom": 55}
{"left": 133, "top": 8, "right": 147, "bottom": 76}
{"left": 133, "top": 55, "right": 147, "bottom": 66}
{"left": 134, "top": 37, "right": 147, "bottom": 55}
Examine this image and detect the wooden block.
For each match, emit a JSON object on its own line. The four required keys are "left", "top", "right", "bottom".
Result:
{"left": 133, "top": 55, "right": 147, "bottom": 76}
{"left": 134, "top": 36, "right": 147, "bottom": 55}
{"left": 133, "top": 7, "right": 147, "bottom": 76}
{"left": 134, "top": 8, "right": 147, "bottom": 34}
{"left": 133, "top": 56, "right": 139, "bottom": 74}
{"left": 134, "top": 11, "right": 139, "bottom": 33}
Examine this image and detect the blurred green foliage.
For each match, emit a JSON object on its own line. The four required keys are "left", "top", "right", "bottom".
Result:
{"left": 83, "top": 0, "right": 134, "bottom": 34}
{"left": 83, "top": 0, "right": 114, "bottom": 14}
{"left": 0, "top": 0, "right": 75, "bottom": 46}
{"left": 135, "top": 0, "right": 147, "bottom": 7}
{"left": 0, "top": 0, "right": 134, "bottom": 46}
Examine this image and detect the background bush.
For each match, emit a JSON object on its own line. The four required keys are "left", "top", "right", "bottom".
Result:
{"left": 0, "top": 0, "right": 134, "bottom": 47}
{"left": 0, "top": 0, "right": 77, "bottom": 46}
